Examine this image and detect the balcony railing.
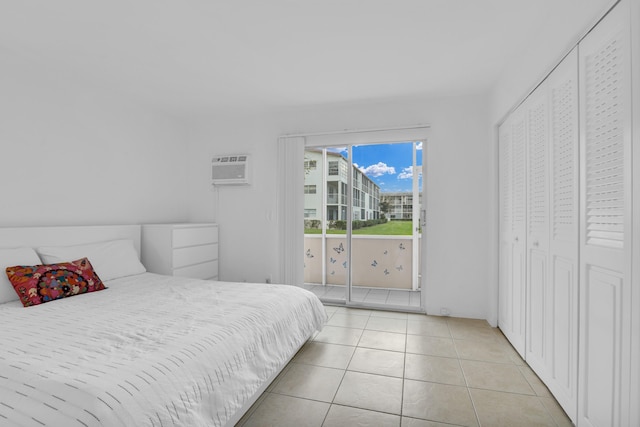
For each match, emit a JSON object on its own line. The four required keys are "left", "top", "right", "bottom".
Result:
{"left": 303, "top": 234, "right": 421, "bottom": 290}
{"left": 327, "top": 195, "right": 348, "bottom": 204}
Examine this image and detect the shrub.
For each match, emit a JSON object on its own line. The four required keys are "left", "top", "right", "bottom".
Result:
{"left": 334, "top": 220, "right": 347, "bottom": 230}
{"left": 303, "top": 219, "right": 322, "bottom": 229}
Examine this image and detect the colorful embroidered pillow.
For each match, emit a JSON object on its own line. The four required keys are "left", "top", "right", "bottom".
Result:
{"left": 0, "top": 247, "right": 43, "bottom": 304}
{"left": 6, "top": 258, "right": 105, "bottom": 307}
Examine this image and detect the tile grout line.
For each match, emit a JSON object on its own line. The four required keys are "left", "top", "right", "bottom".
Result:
{"left": 449, "top": 319, "right": 483, "bottom": 427}
{"left": 328, "top": 322, "right": 385, "bottom": 424}
{"left": 259, "top": 305, "right": 573, "bottom": 426}
{"left": 400, "top": 324, "right": 408, "bottom": 421}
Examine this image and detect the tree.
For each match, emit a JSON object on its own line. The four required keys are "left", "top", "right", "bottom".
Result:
{"left": 380, "top": 200, "right": 390, "bottom": 215}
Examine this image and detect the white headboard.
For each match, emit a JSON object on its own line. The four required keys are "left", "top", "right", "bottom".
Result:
{"left": 0, "top": 225, "right": 142, "bottom": 256}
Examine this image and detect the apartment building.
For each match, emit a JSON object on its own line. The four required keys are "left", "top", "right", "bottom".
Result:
{"left": 304, "top": 149, "right": 381, "bottom": 222}
{"left": 380, "top": 192, "right": 423, "bottom": 220}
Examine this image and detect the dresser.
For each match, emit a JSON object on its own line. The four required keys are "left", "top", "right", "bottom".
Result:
{"left": 141, "top": 223, "right": 218, "bottom": 280}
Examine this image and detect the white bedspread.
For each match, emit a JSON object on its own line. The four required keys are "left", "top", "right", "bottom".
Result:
{"left": 0, "top": 273, "right": 327, "bottom": 427}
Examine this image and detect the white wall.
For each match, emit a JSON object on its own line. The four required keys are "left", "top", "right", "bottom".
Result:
{"left": 186, "top": 94, "right": 493, "bottom": 320}
{"left": 0, "top": 50, "right": 190, "bottom": 227}
{"left": 186, "top": 113, "right": 282, "bottom": 285}
{"left": 489, "top": 0, "right": 617, "bottom": 124}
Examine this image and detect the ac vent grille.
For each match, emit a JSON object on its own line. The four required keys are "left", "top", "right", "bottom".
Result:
{"left": 212, "top": 154, "right": 250, "bottom": 185}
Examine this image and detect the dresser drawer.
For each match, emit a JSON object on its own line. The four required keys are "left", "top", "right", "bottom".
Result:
{"left": 142, "top": 223, "right": 219, "bottom": 280}
{"left": 173, "top": 260, "right": 218, "bottom": 280}
{"left": 173, "top": 243, "right": 218, "bottom": 269}
{"left": 172, "top": 226, "right": 218, "bottom": 248}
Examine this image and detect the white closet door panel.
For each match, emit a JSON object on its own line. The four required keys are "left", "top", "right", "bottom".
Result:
{"left": 499, "top": 121, "right": 513, "bottom": 233}
{"left": 504, "top": 109, "right": 527, "bottom": 357}
{"left": 630, "top": 1, "right": 640, "bottom": 425}
{"left": 499, "top": 240, "right": 512, "bottom": 329}
{"left": 551, "top": 256, "right": 576, "bottom": 390}
{"left": 498, "top": 118, "right": 513, "bottom": 335}
{"left": 511, "top": 113, "right": 527, "bottom": 238}
{"left": 499, "top": 106, "right": 527, "bottom": 357}
{"left": 527, "top": 91, "right": 550, "bottom": 245}
{"left": 498, "top": 106, "right": 526, "bottom": 358}
{"left": 547, "top": 47, "right": 579, "bottom": 422}
{"left": 579, "top": 2, "right": 632, "bottom": 426}
{"left": 527, "top": 249, "right": 547, "bottom": 367}
{"left": 524, "top": 84, "right": 550, "bottom": 374}
{"left": 581, "top": 13, "right": 629, "bottom": 258}
{"left": 551, "top": 50, "right": 580, "bottom": 252}
{"left": 582, "top": 266, "right": 623, "bottom": 427}
{"left": 509, "top": 238, "right": 526, "bottom": 355}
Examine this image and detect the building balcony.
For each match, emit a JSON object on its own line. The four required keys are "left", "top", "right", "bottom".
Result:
{"left": 327, "top": 195, "right": 348, "bottom": 204}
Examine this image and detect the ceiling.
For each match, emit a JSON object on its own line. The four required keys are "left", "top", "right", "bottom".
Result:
{"left": 0, "top": 0, "right": 613, "bottom": 114}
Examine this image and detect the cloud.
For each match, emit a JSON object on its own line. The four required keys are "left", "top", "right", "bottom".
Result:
{"left": 416, "top": 141, "right": 423, "bottom": 150}
{"left": 353, "top": 162, "right": 366, "bottom": 174}
{"left": 398, "top": 166, "right": 423, "bottom": 180}
{"left": 361, "top": 162, "right": 396, "bottom": 177}
{"left": 397, "top": 166, "right": 413, "bottom": 179}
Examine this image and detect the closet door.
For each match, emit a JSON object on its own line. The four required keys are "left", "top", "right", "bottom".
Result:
{"left": 511, "top": 108, "right": 528, "bottom": 357}
{"left": 498, "top": 117, "right": 513, "bottom": 337}
{"left": 578, "top": 2, "right": 633, "bottom": 426}
{"left": 499, "top": 106, "right": 528, "bottom": 357}
{"left": 524, "top": 81, "right": 550, "bottom": 375}
{"left": 547, "top": 47, "right": 579, "bottom": 423}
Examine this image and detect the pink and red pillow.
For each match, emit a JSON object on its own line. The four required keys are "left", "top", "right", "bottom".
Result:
{"left": 6, "top": 258, "right": 105, "bottom": 307}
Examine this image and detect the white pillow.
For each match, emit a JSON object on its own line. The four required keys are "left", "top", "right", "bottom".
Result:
{"left": 37, "top": 239, "right": 146, "bottom": 281}
{"left": 0, "top": 247, "right": 42, "bottom": 304}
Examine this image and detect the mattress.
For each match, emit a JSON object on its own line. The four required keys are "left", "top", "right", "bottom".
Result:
{"left": 0, "top": 273, "right": 327, "bottom": 427}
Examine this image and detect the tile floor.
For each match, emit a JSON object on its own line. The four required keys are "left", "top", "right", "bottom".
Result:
{"left": 237, "top": 305, "right": 573, "bottom": 427}
{"left": 300, "top": 284, "right": 422, "bottom": 308}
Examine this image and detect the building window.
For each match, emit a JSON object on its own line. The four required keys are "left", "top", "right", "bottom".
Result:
{"left": 304, "top": 209, "right": 317, "bottom": 218}
{"left": 341, "top": 183, "right": 348, "bottom": 205}
{"left": 328, "top": 161, "right": 339, "bottom": 175}
{"left": 304, "top": 160, "right": 317, "bottom": 170}
{"left": 304, "top": 185, "right": 317, "bottom": 194}
{"left": 353, "top": 189, "right": 361, "bottom": 207}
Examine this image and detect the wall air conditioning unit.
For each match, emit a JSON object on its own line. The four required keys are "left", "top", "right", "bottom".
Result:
{"left": 212, "top": 154, "right": 250, "bottom": 185}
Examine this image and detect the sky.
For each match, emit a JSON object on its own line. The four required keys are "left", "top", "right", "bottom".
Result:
{"left": 330, "top": 142, "right": 423, "bottom": 193}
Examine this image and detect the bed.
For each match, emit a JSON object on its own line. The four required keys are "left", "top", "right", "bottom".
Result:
{"left": 0, "top": 225, "right": 327, "bottom": 427}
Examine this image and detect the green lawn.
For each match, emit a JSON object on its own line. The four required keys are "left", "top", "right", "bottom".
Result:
{"left": 305, "top": 220, "right": 413, "bottom": 235}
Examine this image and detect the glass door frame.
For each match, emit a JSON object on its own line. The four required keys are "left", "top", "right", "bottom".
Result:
{"left": 306, "top": 139, "right": 426, "bottom": 312}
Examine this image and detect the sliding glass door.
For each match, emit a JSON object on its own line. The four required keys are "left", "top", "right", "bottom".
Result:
{"left": 302, "top": 141, "right": 424, "bottom": 311}
{"left": 303, "top": 146, "right": 349, "bottom": 302}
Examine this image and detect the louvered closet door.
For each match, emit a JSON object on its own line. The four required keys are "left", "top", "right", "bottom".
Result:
{"left": 524, "top": 81, "right": 550, "bottom": 376}
{"left": 502, "top": 106, "right": 528, "bottom": 357}
{"left": 498, "top": 117, "right": 513, "bottom": 335}
{"left": 578, "top": 2, "right": 633, "bottom": 426}
{"left": 546, "top": 47, "right": 579, "bottom": 424}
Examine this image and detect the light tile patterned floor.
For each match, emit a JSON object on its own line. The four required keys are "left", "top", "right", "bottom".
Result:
{"left": 237, "top": 306, "right": 573, "bottom": 427}
{"left": 300, "top": 284, "right": 422, "bottom": 309}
